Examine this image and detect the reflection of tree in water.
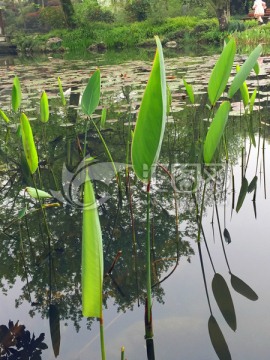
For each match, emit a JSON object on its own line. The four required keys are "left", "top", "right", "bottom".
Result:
{"left": 0, "top": 320, "right": 48, "bottom": 359}
{"left": 0, "top": 96, "right": 261, "bottom": 336}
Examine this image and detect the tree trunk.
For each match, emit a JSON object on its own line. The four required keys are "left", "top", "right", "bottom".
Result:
{"left": 59, "top": 0, "right": 76, "bottom": 28}
{"left": 216, "top": 0, "right": 230, "bottom": 31}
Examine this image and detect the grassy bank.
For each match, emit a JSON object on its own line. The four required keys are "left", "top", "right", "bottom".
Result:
{"left": 12, "top": 17, "right": 221, "bottom": 53}
{"left": 11, "top": 16, "right": 264, "bottom": 54}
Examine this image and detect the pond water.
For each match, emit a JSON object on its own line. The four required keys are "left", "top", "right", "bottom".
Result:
{"left": 1, "top": 45, "right": 270, "bottom": 360}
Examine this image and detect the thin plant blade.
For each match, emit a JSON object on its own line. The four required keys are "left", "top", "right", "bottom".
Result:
{"left": 204, "top": 101, "right": 231, "bottom": 164}
{"left": 20, "top": 113, "right": 38, "bottom": 174}
{"left": 82, "top": 168, "right": 103, "bottom": 318}
{"left": 212, "top": 273, "right": 237, "bottom": 331}
{"left": 131, "top": 36, "right": 167, "bottom": 182}
{"left": 81, "top": 69, "right": 101, "bottom": 116}
{"left": 40, "top": 91, "right": 49, "bottom": 123}
{"left": 12, "top": 76, "right": 22, "bottom": 112}
{"left": 208, "top": 315, "right": 231, "bottom": 360}
{"left": 208, "top": 38, "right": 236, "bottom": 106}
{"left": 228, "top": 44, "right": 262, "bottom": 99}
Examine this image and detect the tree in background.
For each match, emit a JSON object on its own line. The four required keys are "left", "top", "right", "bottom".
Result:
{"left": 59, "top": 0, "right": 76, "bottom": 28}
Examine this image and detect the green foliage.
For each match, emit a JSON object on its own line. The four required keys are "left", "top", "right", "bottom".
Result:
{"left": 40, "top": 6, "right": 66, "bottom": 30}
{"left": 125, "top": 0, "right": 151, "bottom": 22}
{"left": 74, "top": 0, "right": 114, "bottom": 25}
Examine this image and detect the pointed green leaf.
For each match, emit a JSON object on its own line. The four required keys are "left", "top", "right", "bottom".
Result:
{"left": 81, "top": 69, "right": 101, "bottom": 116}
{"left": 236, "top": 177, "right": 249, "bottom": 212}
{"left": 20, "top": 113, "right": 38, "bottom": 174}
{"left": 58, "top": 76, "right": 66, "bottom": 106}
{"left": 131, "top": 36, "right": 167, "bottom": 182}
{"left": 248, "top": 175, "right": 258, "bottom": 193}
{"left": 208, "top": 38, "right": 236, "bottom": 106}
{"left": 183, "top": 79, "right": 194, "bottom": 104}
{"left": 49, "top": 304, "right": 61, "bottom": 357}
{"left": 82, "top": 168, "right": 103, "bottom": 318}
{"left": 249, "top": 89, "right": 257, "bottom": 113}
{"left": 0, "top": 109, "right": 10, "bottom": 123}
{"left": 236, "top": 64, "right": 249, "bottom": 108}
{"left": 228, "top": 45, "right": 262, "bottom": 99}
{"left": 12, "top": 76, "right": 22, "bottom": 112}
{"left": 40, "top": 91, "right": 49, "bottom": 123}
{"left": 204, "top": 101, "right": 231, "bottom": 164}
{"left": 208, "top": 315, "right": 232, "bottom": 360}
{"left": 212, "top": 273, "right": 237, "bottom": 331}
{"left": 230, "top": 274, "right": 258, "bottom": 301}
{"left": 25, "top": 187, "right": 52, "bottom": 199}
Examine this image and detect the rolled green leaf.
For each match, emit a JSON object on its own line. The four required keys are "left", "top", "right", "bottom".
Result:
{"left": 82, "top": 168, "right": 103, "bottom": 318}
{"left": 81, "top": 69, "right": 101, "bottom": 116}
{"left": 208, "top": 315, "right": 232, "bottom": 360}
{"left": 40, "top": 91, "right": 49, "bottom": 123}
{"left": 212, "top": 273, "right": 237, "bottom": 331}
{"left": 12, "top": 76, "right": 22, "bottom": 112}
{"left": 208, "top": 38, "right": 236, "bottom": 106}
{"left": 204, "top": 101, "right": 231, "bottom": 164}
{"left": 183, "top": 79, "right": 195, "bottom": 104}
{"left": 0, "top": 109, "right": 10, "bottom": 123}
{"left": 25, "top": 187, "right": 52, "bottom": 199}
{"left": 58, "top": 76, "right": 66, "bottom": 106}
{"left": 131, "top": 36, "right": 167, "bottom": 182}
{"left": 228, "top": 44, "right": 262, "bottom": 99}
{"left": 20, "top": 113, "right": 38, "bottom": 174}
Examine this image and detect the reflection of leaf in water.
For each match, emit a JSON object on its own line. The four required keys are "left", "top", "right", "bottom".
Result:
{"left": 236, "top": 177, "right": 248, "bottom": 213}
{"left": 208, "top": 315, "right": 231, "bottom": 360}
{"left": 223, "top": 228, "right": 231, "bottom": 244}
{"left": 248, "top": 175, "right": 258, "bottom": 193}
{"left": 230, "top": 274, "right": 258, "bottom": 301}
{"left": 49, "top": 304, "right": 61, "bottom": 357}
{"left": 212, "top": 273, "right": 237, "bottom": 331}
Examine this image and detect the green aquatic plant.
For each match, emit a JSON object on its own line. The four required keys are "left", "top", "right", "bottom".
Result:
{"left": 40, "top": 91, "right": 49, "bottom": 123}
{"left": 203, "top": 39, "right": 262, "bottom": 164}
{"left": 131, "top": 34, "right": 167, "bottom": 337}
{"left": 12, "top": 76, "right": 22, "bottom": 113}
